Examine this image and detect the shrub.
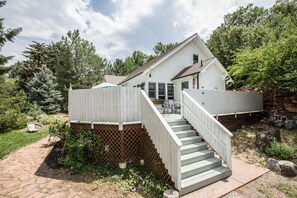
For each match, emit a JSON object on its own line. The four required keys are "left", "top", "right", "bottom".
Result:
{"left": 49, "top": 123, "right": 102, "bottom": 172}
{"left": 62, "top": 129, "right": 102, "bottom": 172}
{"left": 40, "top": 114, "right": 60, "bottom": 125}
{"left": 48, "top": 122, "right": 70, "bottom": 141}
{"left": 0, "top": 80, "right": 28, "bottom": 132}
{"left": 265, "top": 141, "right": 294, "bottom": 160}
{"left": 27, "top": 103, "right": 43, "bottom": 120}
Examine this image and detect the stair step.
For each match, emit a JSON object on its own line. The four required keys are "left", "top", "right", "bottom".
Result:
{"left": 171, "top": 124, "right": 192, "bottom": 132}
{"left": 180, "top": 167, "right": 232, "bottom": 196}
{"left": 181, "top": 157, "right": 221, "bottom": 179}
{"left": 181, "top": 150, "right": 214, "bottom": 166}
{"left": 167, "top": 119, "right": 187, "bottom": 126}
{"left": 181, "top": 142, "right": 208, "bottom": 155}
{"left": 175, "top": 130, "right": 197, "bottom": 138}
{"left": 180, "top": 136, "right": 202, "bottom": 145}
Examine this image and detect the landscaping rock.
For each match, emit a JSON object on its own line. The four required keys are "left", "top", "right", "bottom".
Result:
{"left": 256, "top": 129, "right": 281, "bottom": 150}
{"left": 278, "top": 160, "right": 297, "bottom": 177}
{"left": 266, "top": 158, "right": 281, "bottom": 172}
{"left": 163, "top": 189, "right": 179, "bottom": 198}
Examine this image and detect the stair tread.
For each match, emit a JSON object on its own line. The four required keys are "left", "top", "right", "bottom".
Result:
{"left": 180, "top": 136, "right": 201, "bottom": 141}
{"left": 171, "top": 124, "right": 191, "bottom": 128}
{"left": 181, "top": 166, "right": 231, "bottom": 188}
{"left": 166, "top": 118, "right": 185, "bottom": 122}
{"left": 181, "top": 157, "right": 221, "bottom": 172}
{"left": 175, "top": 130, "right": 196, "bottom": 134}
{"left": 181, "top": 150, "right": 214, "bottom": 160}
{"left": 181, "top": 142, "right": 207, "bottom": 150}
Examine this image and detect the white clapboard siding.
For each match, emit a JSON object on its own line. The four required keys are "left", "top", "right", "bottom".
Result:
{"left": 181, "top": 91, "right": 233, "bottom": 169}
{"left": 140, "top": 90, "right": 182, "bottom": 190}
{"left": 68, "top": 87, "right": 141, "bottom": 122}
{"left": 185, "top": 89, "right": 263, "bottom": 115}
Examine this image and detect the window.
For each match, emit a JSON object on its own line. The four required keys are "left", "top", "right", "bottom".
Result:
{"left": 158, "top": 83, "right": 165, "bottom": 99}
{"left": 181, "top": 81, "right": 189, "bottom": 90}
{"left": 167, "top": 84, "right": 174, "bottom": 100}
{"left": 193, "top": 54, "right": 199, "bottom": 64}
{"left": 148, "top": 82, "right": 156, "bottom": 99}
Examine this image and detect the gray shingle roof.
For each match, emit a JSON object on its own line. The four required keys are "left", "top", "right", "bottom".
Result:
{"left": 104, "top": 75, "right": 127, "bottom": 85}
{"left": 171, "top": 57, "right": 216, "bottom": 80}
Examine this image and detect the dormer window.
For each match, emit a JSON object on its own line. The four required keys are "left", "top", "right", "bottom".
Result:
{"left": 193, "top": 54, "right": 199, "bottom": 64}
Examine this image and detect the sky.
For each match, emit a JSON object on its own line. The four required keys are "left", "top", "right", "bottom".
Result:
{"left": 1, "top": 0, "right": 276, "bottom": 65}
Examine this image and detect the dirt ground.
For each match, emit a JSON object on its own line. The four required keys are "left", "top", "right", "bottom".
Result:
{"left": 224, "top": 121, "right": 297, "bottom": 198}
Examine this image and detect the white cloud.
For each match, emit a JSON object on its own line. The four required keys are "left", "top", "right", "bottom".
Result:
{"left": 1, "top": 0, "right": 162, "bottom": 64}
{"left": 171, "top": 0, "right": 276, "bottom": 40}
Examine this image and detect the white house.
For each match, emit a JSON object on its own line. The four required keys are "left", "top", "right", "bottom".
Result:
{"left": 117, "top": 33, "right": 231, "bottom": 101}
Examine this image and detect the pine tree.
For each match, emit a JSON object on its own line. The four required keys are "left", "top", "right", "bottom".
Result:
{"left": 0, "top": 0, "right": 22, "bottom": 67}
{"left": 27, "top": 67, "right": 62, "bottom": 114}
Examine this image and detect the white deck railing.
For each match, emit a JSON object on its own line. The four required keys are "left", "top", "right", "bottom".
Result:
{"left": 181, "top": 91, "right": 233, "bottom": 169}
{"left": 140, "top": 90, "right": 182, "bottom": 190}
{"left": 68, "top": 87, "right": 141, "bottom": 123}
{"left": 185, "top": 89, "right": 263, "bottom": 116}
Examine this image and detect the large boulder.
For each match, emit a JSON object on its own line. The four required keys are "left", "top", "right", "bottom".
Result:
{"left": 266, "top": 158, "right": 281, "bottom": 172}
{"left": 256, "top": 128, "right": 281, "bottom": 150}
{"left": 278, "top": 160, "right": 297, "bottom": 177}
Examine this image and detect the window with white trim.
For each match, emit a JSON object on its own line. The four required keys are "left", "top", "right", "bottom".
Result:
{"left": 148, "top": 82, "right": 156, "bottom": 99}
{"left": 181, "top": 81, "right": 189, "bottom": 90}
{"left": 167, "top": 83, "right": 174, "bottom": 100}
{"left": 158, "top": 83, "right": 165, "bottom": 99}
{"left": 193, "top": 54, "right": 199, "bottom": 64}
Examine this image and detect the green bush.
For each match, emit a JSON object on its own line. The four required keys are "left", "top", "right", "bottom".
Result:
{"left": 62, "top": 128, "right": 102, "bottom": 172}
{"left": 265, "top": 141, "right": 294, "bottom": 160}
{"left": 0, "top": 110, "right": 28, "bottom": 132}
{"left": 48, "top": 122, "right": 70, "bottom": 141}
{"left": 27, "top": 103, "right": 43, "bottom": 120}
{"left": 40, "top": 114, "right": 60, "bottom": 125}
{"left": 0, "top": 80, "right": 28, "bottom": 132}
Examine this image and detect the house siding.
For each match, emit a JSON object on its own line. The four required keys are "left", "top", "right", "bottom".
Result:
{"left": 199, "top": 62, "right": 226, "bottom": 90}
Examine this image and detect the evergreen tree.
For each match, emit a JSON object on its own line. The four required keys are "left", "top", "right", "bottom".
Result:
{"left": 153, "top": 42, "right": 178, "bottom": 56}
{"left": 13, "top": 42, "right": 49, "bottom": 91}
{"left": 0, "top": 0, "right": 22, "bottom": 80}
{"left": 27, "top": 67, "right": 62, "bottom": 114}
{"left": 49, "top": 30, "right": 105, "bottom": 110}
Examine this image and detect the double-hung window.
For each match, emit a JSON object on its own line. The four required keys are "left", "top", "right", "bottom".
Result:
{"left": 148, "top": 82, "right": 156, "bottom": 99}
{"left": 167, "top": 84, "right": 174, "bottom": 100}
{"left": 158, "top": 83, "right": 165, "bottom": 99}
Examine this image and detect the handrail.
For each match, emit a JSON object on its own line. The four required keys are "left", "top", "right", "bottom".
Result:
{"left": 140, "top": 91, "right": 182, "bottom": 146}
{"left": 181, "top": 91, "right": 233, "bottom": 169}
{"left": 140, "top": 90, "right": 182, "bottom": 190}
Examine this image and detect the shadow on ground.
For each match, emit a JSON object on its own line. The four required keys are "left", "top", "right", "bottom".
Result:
{"left": 34, "top": 141, "right": 97, "bottom": 183}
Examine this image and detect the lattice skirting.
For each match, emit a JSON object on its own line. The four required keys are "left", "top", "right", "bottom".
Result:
{"left": 70, "top": 123, "right": 173, "bottom": 185}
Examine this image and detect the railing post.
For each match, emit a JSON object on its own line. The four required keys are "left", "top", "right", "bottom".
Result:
{"left": 180, "top": 91, "right": 183, "bottom": 117}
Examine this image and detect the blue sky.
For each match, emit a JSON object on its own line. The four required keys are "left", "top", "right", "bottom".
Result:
{"left": 1, "top": 0, "right": 275, "bottom": 64}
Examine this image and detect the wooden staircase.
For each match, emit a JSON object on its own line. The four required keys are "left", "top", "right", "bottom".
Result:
{"left": 166, "top": 117, "right": 232, "bottom": 196}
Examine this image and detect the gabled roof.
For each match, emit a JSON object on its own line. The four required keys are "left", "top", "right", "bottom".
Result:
{"left": 171, "top": 57, "right": 216, "bottom": 80}
{"left": 104, "top": 75, "right": 127, "bottom": 85}
{"left": 119, "top": 33, "right": 199, "bottom": 84}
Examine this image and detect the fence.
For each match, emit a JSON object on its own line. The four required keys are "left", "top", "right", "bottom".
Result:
{"left": 68, "top": 87, "right": 141, "bottom": 123}
{"left": 184, "top": 89, "right": 263, "bottom": 116}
